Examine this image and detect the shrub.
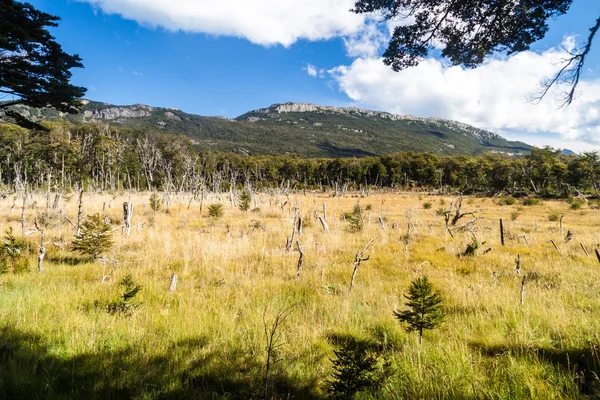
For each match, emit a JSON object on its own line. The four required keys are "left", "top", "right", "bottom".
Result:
{"left": 549, "top": 213, "right": 560, "bottom": 222}
{"left": 207, "top": 203, "right": 224, "bottom": 218}
{"left": 72, "top": 214, "right": 113, "bottom": 259}
{"left": 570, "top": 199, "right": 584, "bottom": 210}
{"left": 423, "top": 201, "right": 432, "bottom": 209}
{"left": 497, "top": 197, "right": 516, "bottom": 206}
{"left": 238, "top": 190, "right": 252, "bottom": 211}
{"left": 510, "top": 211, "right": 521, "bottom": 221}
{"left": 365, "top": 204, "right": 373, "bottom": 211}
{"left": 522, "top": 197, "right": 541, "bottom": 206}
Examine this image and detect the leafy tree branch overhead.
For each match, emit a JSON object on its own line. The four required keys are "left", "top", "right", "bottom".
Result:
{"left": 0, "top": 0, "right": 86, "bottom": 128}
{"left": 352, "top": 0, "right": 598, "bottom": 105}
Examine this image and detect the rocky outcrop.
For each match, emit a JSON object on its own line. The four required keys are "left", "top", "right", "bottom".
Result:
{"left": 83, "top": 105, "right": 154, "bottom": 120}
{"left": 248, "top": 102, "right": 503, "bottom": 142}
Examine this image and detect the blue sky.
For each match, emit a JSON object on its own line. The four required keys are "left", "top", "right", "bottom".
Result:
{"left": 26, "top": 0, "right": 600, "bottom": 150}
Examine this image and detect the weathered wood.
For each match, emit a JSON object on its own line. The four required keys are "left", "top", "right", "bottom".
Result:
{"left": 34, "top": 219, "right": 45, "bottom": 273}
{"left": 123, "top": 202, "right": 133, "bottom": 236}
{"left": 318, "top": 216, "right": 330, "bottom": 233}
{"left": 20, "top": 193, "right": 26, "bottom": 236}
{"left": 550, "top": 240, "right": 561, "bottom": 254}
{"left": 500, "top": 218, "right": 505, "bottom": 246}
{"left": 295, "top": 241, "right": 304, "bottom": 279}
{"left": 378, "top": 216, "right": 386, "bottom": 230}
{"left": 76, "top": 190, "right": 84, "bottom": 235}
{"left": 515, "top": 254, "right": 521, "bottom": 276}
{"left": 169, "top": 273, "right": 178, "bottom": 292}
{"left": 522, "top": 235, "right": 530, "bottom": 247}
{"left": 520, "top": 275, "right": 527, "bottom": 306}
{"left": 560, "top": 215, "right": 564, "bottom": 235}
{"left": 595, "top": 249, "right": 600, "bottom": 264}
{"left": 580, "top": 243, "right": 590, "bottom": 258}
{"left": 349, "top": 239, "right": 374, "bottom": 291}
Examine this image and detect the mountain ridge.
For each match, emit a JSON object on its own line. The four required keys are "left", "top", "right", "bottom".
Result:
{"left": 2, "top": 100, "right": 533, "bottom": 158}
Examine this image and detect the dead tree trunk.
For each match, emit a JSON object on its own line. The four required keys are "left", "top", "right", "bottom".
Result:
{"left": 349, "top": 240, "right": 374, "bottom": 291}
{"left": 295, "top": 241, "right": 304, "bottom": 279}
{"left": 123, "top": 202, "right": 133, "bottom": 236}
{"left": 500, "top": 219, "right": 505, "bottom": 246}
{"left": 76, "top": 190, "right": 84, "bottom": 235}
{"left": 34, "top": 219, "right": 45, "bottom": 273}
{"left": 520, "top": 275, "right": 527, "bottom": 306}
{"left": 169, "top": 273, "right": 178, "bottom": 292}
{"left": 20, "top": 193, "right": 26, "bottom": 236}
{"left": 581, "top": 243, "right": 590, "bottom": 258}
{"left": 318, "top": 217, "right": 330, "bottom": 233}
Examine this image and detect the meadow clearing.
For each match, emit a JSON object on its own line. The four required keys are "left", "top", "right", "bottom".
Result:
{"left": 0, "top": 190, "right": 599, "bottom": 399}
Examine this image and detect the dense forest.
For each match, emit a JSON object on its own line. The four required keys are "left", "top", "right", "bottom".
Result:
{"left": 1, "top": 121, "right": 596, "bottom": 197}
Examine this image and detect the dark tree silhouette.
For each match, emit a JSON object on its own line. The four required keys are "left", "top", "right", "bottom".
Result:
{"left": 0, "top": 1, "right": 86, "bottom": 127}
{"left": 352, "top": 0, "right": 597, "bottom": 105}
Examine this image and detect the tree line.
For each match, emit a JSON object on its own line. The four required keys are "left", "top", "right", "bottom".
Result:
{"left": 1, "top": 121, "right": 598, "bottom": 197}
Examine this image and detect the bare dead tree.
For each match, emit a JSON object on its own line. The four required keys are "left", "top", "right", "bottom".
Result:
{"left": 123, "top": 202, "right": 133, "bottom": 236}
{"left": 76, "top": 189, "right": 84, "bottom": 235}
{"left": 263, "top": 302, "right": 298, "bottom": 400}
{"left": 33, "top": 219, "right": 46, "bottom": 273}
{"left": 349, "top": 239, "right": 374, "bottom": 291}
{"left": 515, "top": 254, "right": 521, "bottom": 276}
{"left": 295, "top": 240, "right": 304, "bottom": 279}
{"left": 20, "top": 192, "right": 26, "bottom": 236}
{"left": 520, "top": 275, "right": 527, "bottom": 306}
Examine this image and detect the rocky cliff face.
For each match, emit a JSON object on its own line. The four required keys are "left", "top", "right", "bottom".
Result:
{"left": 82, "top": 104, "right": 154, "bottom": 120}
{"left": 247, "top": 102, "right": 503, "bottom": 143}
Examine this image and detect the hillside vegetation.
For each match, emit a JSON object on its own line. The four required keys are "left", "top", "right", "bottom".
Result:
{"left": 4, "top": 101, "right": 532, "bottom": 157}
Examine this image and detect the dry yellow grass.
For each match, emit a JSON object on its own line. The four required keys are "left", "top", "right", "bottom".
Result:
{"left": 0, "top": 190, "right": 599, "bottom": 399}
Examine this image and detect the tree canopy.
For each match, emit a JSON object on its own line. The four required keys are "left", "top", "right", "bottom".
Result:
{"left": 0, "top": 0, "right": 86, "bottom": 127}
{"left": 352, "top": 0, "right": 599, "bottom": 105}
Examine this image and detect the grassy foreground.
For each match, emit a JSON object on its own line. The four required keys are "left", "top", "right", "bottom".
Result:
{"left": 0, "top": 191, "right": 599, "bottom": 399}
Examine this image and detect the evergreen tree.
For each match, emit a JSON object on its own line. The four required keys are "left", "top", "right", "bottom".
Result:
{"left": 394, "top": 276, "right": 445, "bottom": 345}
{"left": 238, "top": 189, "right": 252, "bottom": 211}
{"left": 1, "top": 0, "right": 86, "bottom": 128}
{"left": 72, "top": 214, "right": 113, "bottom": 259}
{"left": 327, "top": 340, "right": 379, "bottom": 400}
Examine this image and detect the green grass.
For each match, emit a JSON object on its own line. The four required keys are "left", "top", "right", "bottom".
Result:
{"left": 0, "top": 192, "right": 598, "bottom": 399}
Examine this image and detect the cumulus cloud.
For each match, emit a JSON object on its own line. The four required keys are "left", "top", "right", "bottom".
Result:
{"left": 329, "top": 39, "right": 600, "bottom": 148}
{"left": 80, "top": 0, "right": 365, "bottom": 46}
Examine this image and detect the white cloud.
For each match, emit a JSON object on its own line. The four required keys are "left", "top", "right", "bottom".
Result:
{"left": 304, "top": 64, "right": 318, "bottom": 77}
{"left": 81, "top": 0, "right": 365, "bottom": 46}
{"left": 342, "top": 22, "right": 388, "bottom": 58}
{"left": 329, "top": 38, "right": 600, "bottom": 147}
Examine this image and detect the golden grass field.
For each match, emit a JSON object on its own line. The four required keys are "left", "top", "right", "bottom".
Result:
{"left": 1, "top": 190, "right": 599, "bottom": 399}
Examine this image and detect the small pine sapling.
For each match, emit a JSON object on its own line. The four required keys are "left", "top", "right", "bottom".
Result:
{"left": 149, "top": 192, "right": 162, "bottom": 212}
{"left": 207, "top": 203, "right": 224, "bottom": 218}
{"left": 344, "top": 201, "right": 364, "bottom": 232}
{"left": 327, "top": 338, "right": 388, "bottom": 399}
{"left": 72, "top": 213, "right": 113, "bottom": 259}
{"left": 394, "top": 276, "right": 445, "bottom": 345}
{"left": 238, "top": 190, "right": 252, "bottom": 211}
{"left": 107, "top": 274, "right": 143, "bottom": 315}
